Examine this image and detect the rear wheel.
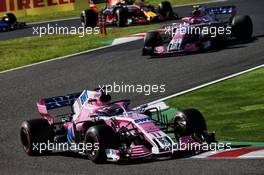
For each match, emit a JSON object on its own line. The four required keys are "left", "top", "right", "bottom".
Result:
{"left": 200, "top": 33, "right": 224, "bottom": 50}
{"left": 2, "top": 13, "right": 17, "bottom": 26}
{"left": 85, "top": 124, "right": 118, "bottom": 163}
{"left": 20, "top": 118, "right": 54, "bottom": 156}
{"left": 158, "top": 1, "right": 174, "bottom": 18}
{"left": 211, "top": 35, "right": 224, "bottom": 49}
{"left": 81, "top": 9, "right": 98, "bottom": 28}
{"left": 232, "top": 15, "right": 253, "bottom": 41}
{"left": 142, "top": 31, "right": 162, "bottom": 56}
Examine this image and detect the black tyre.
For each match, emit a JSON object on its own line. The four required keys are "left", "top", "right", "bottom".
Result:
{"left": 211, "top": 35, "right": 224, "bottom": 49}
{"left": 142, "top": 31, "right": 162, "bottom": 56}
{"left": 85, "top": 124, "right": 118, "bottom": 163}
{"left": 81, "top": 9, "right": 98, "bottom": 28}
{"left": 20, "top": 118, "right": 54, "bottom": 156}
{"left": 231, "top": 15, "right": 253, "bottom": 41}
{"left": 200, "top": 33, "right": 224, "bottom": 50}
{"left": 158, "top": 1, "right": 173, "bottom": 18}
{"left": 173, "top": 108, "right": 207, "bottom": 138}
{"left": 2, "top": 13, "right": 17, "bottom": 26}
{"left": 115, "top": 7, "right": 128, "bottom": 27}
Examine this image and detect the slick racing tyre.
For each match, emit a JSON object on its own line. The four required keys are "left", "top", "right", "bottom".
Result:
{"left": 2, "top": 13, "right": 17, "bottom": 26}
{"left": 142, "top": 31, "right": 162, "bottom": 56}
{"left": 85, "top": 124, "right": 119, "bottom": 163}
{"left": 81, "top": 9, "right": 98, "bottom": 28}
{"left": 200, "top": 32, "right": 224, "bottom": 50}
{"left": 173, "top": 108, "right": 207, "bottom": 139}
{"left": 20, "top": 118, "right": 54, "bottom": 156}
{"left": 158, "top": 1, "right": 174, "bottom": 18}
{"left": 232, "top": 15, "right": 253, "bottom": 41}
{"left": 115, "top": 7, "right": 128, "bottom": 27}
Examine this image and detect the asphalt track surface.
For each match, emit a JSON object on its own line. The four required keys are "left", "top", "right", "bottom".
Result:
{"left": 1, "top": 0, "right": 264, "bottom": 174}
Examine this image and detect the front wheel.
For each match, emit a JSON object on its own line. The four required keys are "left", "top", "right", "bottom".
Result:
{"left": 158, "top": 1, "right": 174, "bottom": 19}
{"left": 173, "top": 109, "right": 207, "bottom": 139}
{"left": 85, "top": 124, "right": 118, "bottom": 163}
{"left": 115, "top": 7, "right": 128, "bottom": 27}
{"left": 142, "top": 31, "right": 162, "bottom": 56}
{"left": 81, "top": 9, "right": 98, "bottom": 28}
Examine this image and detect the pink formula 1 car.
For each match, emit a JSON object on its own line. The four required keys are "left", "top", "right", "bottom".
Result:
{"left": 142, "top": 5, "right": 253, "bottom": 56}
{"left": 20, "top": 88, "right": 216, "bottom": 163}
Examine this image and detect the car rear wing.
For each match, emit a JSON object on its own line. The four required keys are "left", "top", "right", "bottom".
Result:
{"left": 37, "top": 92, "right": 82, "bottom": 123}
{"left": 205, "top": 5, "right": 236, "bottom": 15}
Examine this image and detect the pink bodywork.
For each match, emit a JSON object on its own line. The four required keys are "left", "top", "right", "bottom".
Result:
{"left": 36, "top": 90, "right": 207, "bottom": 159}
{"left": 36, "top": 90, "right": 167, "bottom": 157}
{"left": 37, "top": 99, "right": 54, "bottom": 124}
{"left": 152, "top": 15, "right": 216, "bottom": 54}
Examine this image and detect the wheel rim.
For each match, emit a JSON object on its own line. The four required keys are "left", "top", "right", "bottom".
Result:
{"left": 20, "top": 128, "right": 30, "bottom": 152}
{"left": 86, "top": 136, "right": 99, "bottom": 160}
{"left": 174, "top": 114, "right": 187, "bottom": 134}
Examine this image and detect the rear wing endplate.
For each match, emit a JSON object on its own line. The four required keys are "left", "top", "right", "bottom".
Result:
{"left": 37, "top": 92, "right": 82, "bottom": 122}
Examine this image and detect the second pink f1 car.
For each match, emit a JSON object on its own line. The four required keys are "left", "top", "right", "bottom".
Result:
{"left": 20, "top": 88, "right": 216, "bottom": 163}
{"left": 142, "top": 5, "right": 253, "bottom": 56}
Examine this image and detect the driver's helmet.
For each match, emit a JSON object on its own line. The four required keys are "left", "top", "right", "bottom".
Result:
{"left": 97, "top": 105, "right": 124, "bottom": 116}
{"left": 192, "top": 6, "right": 205, "bottom": 17}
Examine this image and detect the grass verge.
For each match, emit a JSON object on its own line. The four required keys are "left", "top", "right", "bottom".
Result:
{"left": 0, "top": 0, "right": 209, "bottom": 71}
{"left": 166, "top": 68, "right": 264, "bottom": 142}
{"left": 0, "top": 24, "right": 159, "bottom": 71}
{"left": 20, "top": 0, "right": 210, "bottom": 23}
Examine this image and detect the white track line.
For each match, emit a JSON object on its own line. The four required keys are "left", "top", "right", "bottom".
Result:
{"left": 191, "top": 149, "right": 236, "bottom": 158}
{"left": 0, "top": 39, "right": 140, "bottom": 74}
{"left": 28, "top": 17, "right": 79, "bottom": 25}
{"left": 190, "top": 148, "right": 264, "bottom": 159}
{"left": 239, "top": 149, "right": 264, "bottom": 158}
{"left": 147, "top": 64, "right": 264, "bottom": 106}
